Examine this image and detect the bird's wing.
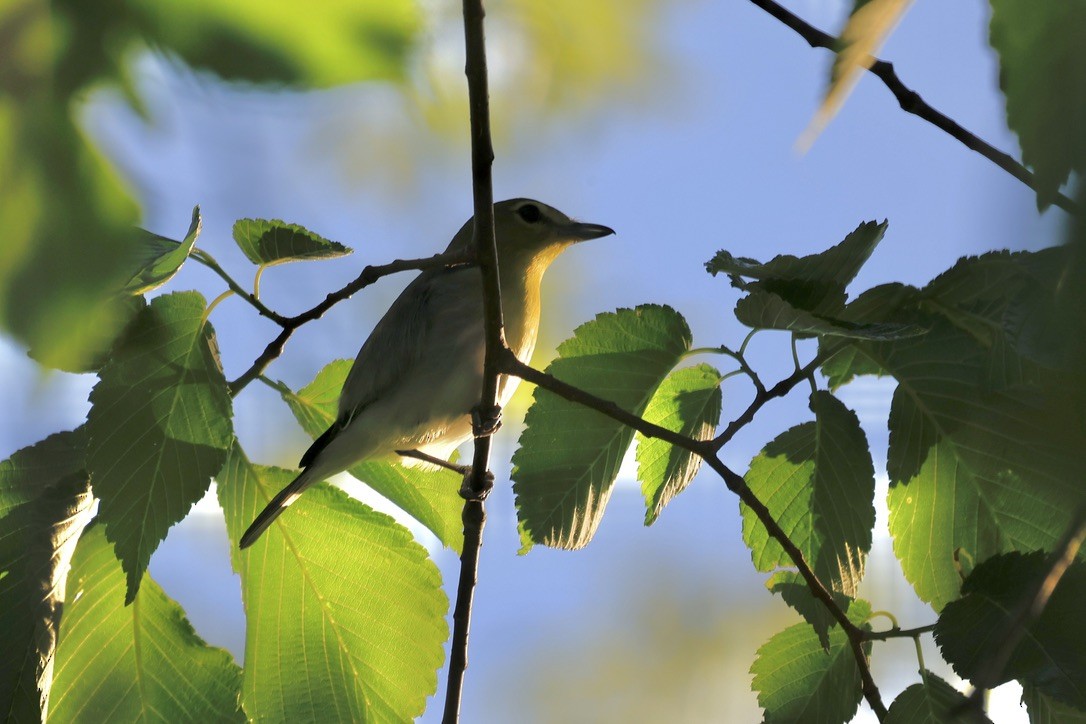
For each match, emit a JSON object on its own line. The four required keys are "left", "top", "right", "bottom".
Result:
{"left": 337, "top": 265, "right": 483, "bottom": 425}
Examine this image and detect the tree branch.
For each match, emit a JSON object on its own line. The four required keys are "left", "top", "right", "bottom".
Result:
{"left": 227, "top": 250, "right": 472, "bottom": 396}
{"left": 863, "top": 622, "right": 936, "bottom": 641}
{"left": 443, "top": 0, "right": 500, "bottom": 721}
{"left": 711, "top": 349, "right": 826, "bottom": 450}
{"left": 192, "top": 249, "right": 288, "bottom": 325}
{"left": 498, "top": 346, "right": 888, "bottom": 718}
{"left": 747, "top": 0, "right": 1078, "bottom": 215}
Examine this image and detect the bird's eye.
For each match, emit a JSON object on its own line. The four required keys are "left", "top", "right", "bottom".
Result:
{"left": 517, "top": 203, "right": 542, "bottom": 224}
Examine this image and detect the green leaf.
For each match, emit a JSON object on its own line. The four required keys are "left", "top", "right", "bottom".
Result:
{"left": 884, "top": 675, "right": 978, "bottom": 723}
{"left": 636, "top": 364, "right": 723, "bottom": 525}
{"left": 0, "top": 431, "right": 93, "bottom": 723}
{"left": 1023, "top": 682, "right": 1086, "bottom": 723}
{"left": 123, "top": 205, "right": 202, "bottom": 295}
{"left": 736, "top": 289, "right": 925, "bottom": 340}
{"left": 820, "top": 283, "right": 923, "bottom": 388}
{"left": 217, "top": 446, "right": 447, "bottom": 723}
{"left": 233, "top": 219, "right": 351, "bottom": 267}
{"left": 766, "top": 571, "right": 853, "bottom": 651}
{"left": 279, "top": 360, "right": 463, "bottom": 552}
{"left": 742, "top": 391, "right": 876, "bottom": 596}
{"left": 513, "top": 305, "right": 692, "bottom": 551}
{"left": 706, "top": 221, "right": 888, "bottom": 314}
{"left": 805, "top": 0, "right": 914, "bottom": 146}
{"left": 86, "top": 291, "right": 234, "bottom": 603}
{"left": 934, "top": 552, "right": 1086, "bottom": 709}
{"left": 126, "top": 0, "right": 420, "bottom": 87}
{"left": 880, "top": 321, "right": 1084, "bottom": 609}
{"left": 989, "top": 0, "right": 1086, "bottom": 208}
{"left": 49, "top": 522, "right": 243, "bottom": 723}
{"left": 750, "top": 599, "right": 872, "bottom": 723}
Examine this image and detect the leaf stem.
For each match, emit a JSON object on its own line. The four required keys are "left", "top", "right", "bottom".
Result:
{"left": 191, "top": 249, "right": 286, "bottom": 325}
{"left": 201, "top": 290, "right": 234, "bottom": 326}
{"left": 253, "top": 264, "right": 268, "bottom": 300}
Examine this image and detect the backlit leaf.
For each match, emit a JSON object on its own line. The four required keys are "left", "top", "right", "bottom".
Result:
{"left": 217, "top": 446, "right": 447, "bottom": 722}
{"left": 86, "top": 292, "right": 233, "bottom": 602}
{"left": 233, "top": 219, "right": 351, "bottom": 267}
{"left": 513, "top": 305, "right": 692, "bottom": 551}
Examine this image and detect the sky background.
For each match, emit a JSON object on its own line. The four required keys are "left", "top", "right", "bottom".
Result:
{"left": 1, "top": 0, "right": 1070, "bottom": 721}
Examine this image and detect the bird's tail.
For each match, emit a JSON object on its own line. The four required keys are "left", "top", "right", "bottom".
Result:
{"left": 239, "top": 467, "right": 319, "bottom": 549}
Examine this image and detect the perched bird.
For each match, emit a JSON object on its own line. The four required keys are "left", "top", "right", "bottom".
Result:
{"left": 240, "top": 199, "right": 614, "bottom": 548}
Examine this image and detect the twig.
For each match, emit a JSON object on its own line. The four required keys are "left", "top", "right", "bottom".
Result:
{"left": 191, "top": 249, "right": 288, "bottom": 325}
{"left": 227, "top": 250, "right": 472, "bottom": 396}
{"left": 963, "top": 505, "right": 1086, "bottom": 711}
{"left": 498, "top": 346, "right": 888, "bottom": 718}
{"left": 711, "top": 350, "right": 827, "bottom": 451}
{"left": 747, "top": 0, "right": 1078, "bottom": 215}
{"left": 443, "top": 1, "right": 500, "bottom": 722}
{"left": 395, "top": 449, "right": 470, "bottom": 475}
{"left": 864, "top": 623, "right": 937, "bottom": 641}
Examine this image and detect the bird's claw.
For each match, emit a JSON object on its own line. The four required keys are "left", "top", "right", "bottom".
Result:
{"left": 460, "top": 468, "right": 494, "bottom": 501}
{"left": 471, "top": 404, "right": 503, "bottom": 437}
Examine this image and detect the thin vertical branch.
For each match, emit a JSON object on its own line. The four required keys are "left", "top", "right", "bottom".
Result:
{"left": 444, "top": 1, "right": 501, "bottom": 722}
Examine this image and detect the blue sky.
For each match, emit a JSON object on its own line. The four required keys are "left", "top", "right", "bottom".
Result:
{"left": 1, "top": 0, "right": 1068, "bottom": 721}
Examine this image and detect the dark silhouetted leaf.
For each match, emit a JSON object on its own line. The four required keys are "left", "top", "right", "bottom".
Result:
{"left": 935, "top": 552, "right": 1086, "bottom": 709}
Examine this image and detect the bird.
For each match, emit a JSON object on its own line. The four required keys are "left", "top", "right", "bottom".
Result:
{"left": 239, "top": 198, "right": 614, "bottom": 548}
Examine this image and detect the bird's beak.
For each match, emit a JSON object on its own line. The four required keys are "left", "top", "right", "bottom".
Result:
{"left": 566, "top": 221, "right": 616, "bottom": 241}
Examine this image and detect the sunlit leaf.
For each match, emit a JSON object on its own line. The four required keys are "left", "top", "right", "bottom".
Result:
{"left": 233, "top": 218, "right": 351, "bottom": 267}
{"left": 821, "top": 283, "right": 922, "bottom": 388}
{"left": 881, "top": 322, "right": 1084, "bottom": 609}
{"left": 513, "top": 305, "right": 691, "bottom": 552}
{"left": 636, "top": 364, "right": 722, "bottom": 525}
{"left": 989, "top": 0, "right": 1086, "bottom": 209}
{"left": 86, "top": 292, "right": 233, "bottom": 603}
{"left": 750, "top": 598, "right": 872, "bottom": 723}
{"left": 0, "top": 431, "right": 93, "bottom": 723}
{"left": 49, "top": 523, "right": 243, "bottom": 723}
{"left": 123, "top": 205, "right": 202, "bottom": 295}
{"left": 278, "top": 360, "right": 463, "bottom": 552}
{"left": 935, "top": 552, "right": 1086, "bottom": 709}
{"left": 743, "top": 391, "right": 876, "bottom": 597}
{"left": 802, "top": 0, "right": 915, "bottom": 148}
{"left": 217, "top": 446, "right": 447, "bottom": 722}
{"left": 884, "top": 675, "right": 978, "bottom": 723}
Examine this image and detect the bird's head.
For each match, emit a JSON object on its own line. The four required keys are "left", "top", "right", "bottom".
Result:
{"left": 448, "top": 198, "right": 614, "bottom": 273}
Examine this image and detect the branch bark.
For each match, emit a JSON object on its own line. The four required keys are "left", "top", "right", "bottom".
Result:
{"left": 747, "top": 0, "right": 1078, "bottom": 215}
{"left": 498, "top": 346, "right": 888, "bottom": 718}
{"left": 227, "top": 250, "right": 472, "bottom": 396}
{"left": 444, "top": 0, "right": 500, "bottom": 721}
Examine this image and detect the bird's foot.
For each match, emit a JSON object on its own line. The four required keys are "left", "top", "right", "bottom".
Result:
{"left": 460, "top": 468, "right": 494, "bottom": 501}
{"left": 471, "top": 404, "right": 503, "bottom": 437}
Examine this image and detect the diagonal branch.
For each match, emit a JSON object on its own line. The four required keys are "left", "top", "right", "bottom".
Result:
{"left": 227, "top": 250, "right": 472, "bottom": 396}
{"left": 747, "top": 0, "right": 1078, "bottom": 215}
{"left": 497, "top": 345, "right": 888, "bottom": 718}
